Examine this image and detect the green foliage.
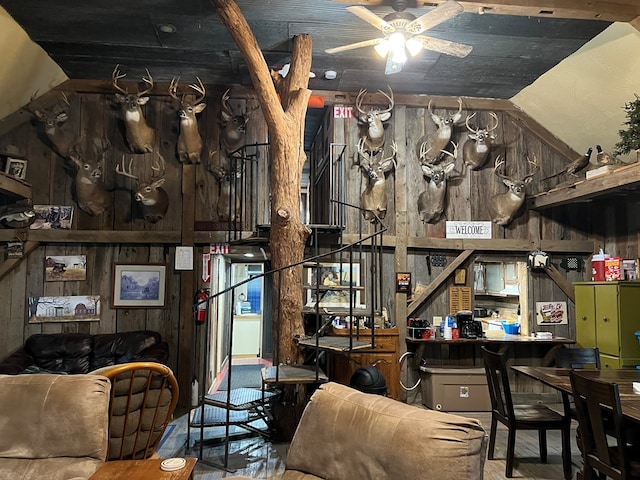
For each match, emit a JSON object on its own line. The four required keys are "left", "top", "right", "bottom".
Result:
{"left": 614, "top": 93, "right": 640, "bottom": 156}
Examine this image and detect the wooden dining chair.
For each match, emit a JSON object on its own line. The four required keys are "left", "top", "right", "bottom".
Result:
{"left": 90, "top": 361, "right": 179, "bottom": 460}
{"left": 569, "top": 370, "right": 640, "bottom": 480}
{"left": 481, "top": 346, "right": 572, "bottom": 479}
{"left": 554, "top": 346, "right": 601, "bottom": 421}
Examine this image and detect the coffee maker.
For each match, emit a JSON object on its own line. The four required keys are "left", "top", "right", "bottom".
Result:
{"left": 456, "top": 310, "right": 483, "bottom": 339}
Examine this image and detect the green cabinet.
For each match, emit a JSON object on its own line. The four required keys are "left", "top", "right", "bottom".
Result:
{"left": 575, "top": 282, "right": 640, "bottom": 369}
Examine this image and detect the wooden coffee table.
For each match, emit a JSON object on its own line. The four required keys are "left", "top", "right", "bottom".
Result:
{"left": 89, "top": 458, "right": 197, "bottom": 479}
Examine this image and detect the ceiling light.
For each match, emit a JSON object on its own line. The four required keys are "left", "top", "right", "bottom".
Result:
{"left": 324, "top": 70, "right": 337, "bottom": 80}
{"left": 157, "top": 23, "right": 177, "bottom": 34}
{"left": 374, "top": 39, "right": 390, "bottom": 58}
{"left": 405, "top": 37, "right": 424, "bottom": 57}
{"left": 243, "top": 253, "right": 255, "bottom": 258}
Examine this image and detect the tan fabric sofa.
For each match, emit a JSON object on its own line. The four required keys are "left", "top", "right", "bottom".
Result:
{"left": 0, "top": 373, "right": 111, "bottom": 480}
{"left": 232, "top": 382, "right": 488, "bottom": 480}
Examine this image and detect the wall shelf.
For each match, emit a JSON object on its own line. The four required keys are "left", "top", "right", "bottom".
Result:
{"left": 0, "top": 172, "right": 31, "bottom": 200}
{"left": 528, "top": 162, "right": 640, "bottom": 210}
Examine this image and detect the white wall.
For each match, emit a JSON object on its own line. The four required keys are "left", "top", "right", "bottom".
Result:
{"left": 512, "top": 23, "right": 640, "bottom": 163}
{"left": 0, "top": 7, "right": 67, "bottom": 121}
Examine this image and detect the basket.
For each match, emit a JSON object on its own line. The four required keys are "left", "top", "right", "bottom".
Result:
{"left": 502, "top": 321, "right": 520, "bottom": 335}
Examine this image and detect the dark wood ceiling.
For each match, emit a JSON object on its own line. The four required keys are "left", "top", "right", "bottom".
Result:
{"left": 2, "top": 0, "right": 637, "bottom": 149}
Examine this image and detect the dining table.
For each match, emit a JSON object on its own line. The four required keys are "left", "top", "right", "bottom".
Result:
{"left": 511, "top": 366, "right": 640, "bottom": 423}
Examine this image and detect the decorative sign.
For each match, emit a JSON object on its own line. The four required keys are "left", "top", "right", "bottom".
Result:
{"left": 446, "top": 221, "right": 492, "bottom": 239}
{"left": 210, "top": 243, "right": 230, "bottom": 255}
{"left": 396, "top": 272, "right": 411, "bottom": 293}
{"left": 29, "top": 295, "right": 101, "bottom": 323}
{"left": 175, "top": 246, "right": 194, "bottom": 271}
{"left": 536, "top": 301, "right": 568, "bottom": 325}
{"left": 333, "top": 106, "right": 354, "bottom": 119}
{"left": 201, "top": 253, "right": 211, "bottom": 283}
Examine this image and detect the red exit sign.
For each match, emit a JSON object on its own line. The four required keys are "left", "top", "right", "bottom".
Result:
{"left": 333, "top": 106, "right": 354, "bottom": 118}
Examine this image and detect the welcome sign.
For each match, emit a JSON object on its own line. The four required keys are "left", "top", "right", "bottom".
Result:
{"left": 446, "top": 221, "right": 492, "bottom": 239}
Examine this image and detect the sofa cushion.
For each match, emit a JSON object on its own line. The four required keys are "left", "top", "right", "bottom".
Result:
{"left": 90, "top": 331, "right": 165, "bottom": 370}
{"left": 25, "top": 333, "right": 92, "bottom": 373}
{"left": 0, "top": 373, "right": 110, "bottom": 480}
{"left": 285, "top": 382, "right": 487, "bottom": 480}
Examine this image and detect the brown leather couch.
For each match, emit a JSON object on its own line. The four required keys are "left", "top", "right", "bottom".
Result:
{"left": 231, "top": 382, "right": 488, "bottom": 480}
{"left": 0, "top": 373, "right": 111, "bottom": 479}
{"left": 0, "top": 330, "right": 169, "bottom": 375}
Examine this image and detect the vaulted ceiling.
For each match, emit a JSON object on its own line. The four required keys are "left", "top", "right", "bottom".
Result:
{"left": 1, "top": 1, "right": 640, "bottom": 154}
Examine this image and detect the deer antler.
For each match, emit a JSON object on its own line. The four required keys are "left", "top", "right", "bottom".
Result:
{"left": 189, "top": 77, "right": 206, "bottom": 104}
{"left": 523, "top": 154, "right": 539, "bottom": 182}
{"left": 465, "top": 113, "right": 479, "bottom": 134}
{"left": 355, "top": 89, "right": 367, "bottom": 116}
{"left": 488, "top": 111, "right": 499, "bottom": 132}
{"left": 168, "top": 77, "right": 181, "bottom": 101}
{"left": 111, "top": 64, "right": 128, "bottom": 94}
{"left": 377, "top": 86, "right": 394, "bottom": 114}
{"left": 493, "top": 155, "right": 509, "bottom": 180}
{"left": 115, "top": 156, "right": 139, "bottom": 182}
{"left": 138, "top": 69, "right": 154, "bottom": 96}
{"left": 151, "top": 154, "right": 166, "bottom": 178}
{"left": 419, "top": 141, "right": 432, "bottom": 165}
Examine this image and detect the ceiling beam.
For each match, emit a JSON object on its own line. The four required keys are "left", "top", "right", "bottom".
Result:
{"left": 329, "top": 0, "right": 640, "bottom": 22}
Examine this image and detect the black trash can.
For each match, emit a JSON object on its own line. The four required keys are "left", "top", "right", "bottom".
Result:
{"left": 349, "top": 366, "right": 387, "bottom": 396}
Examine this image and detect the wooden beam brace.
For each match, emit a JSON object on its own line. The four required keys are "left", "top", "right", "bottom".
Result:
{"left": 407, "top": 249, "right": 475, "bottom": 316}
{"left": 545, "top": 263, "right": 575, "bottom": 303}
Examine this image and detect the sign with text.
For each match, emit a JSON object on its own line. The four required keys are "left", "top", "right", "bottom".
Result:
{"left": 536, "top": 301, "right": 568, "bottom": 325}
{"left": 210, "top": 244, "right": 230, "bottom": 255}
{"left": 446, "top": 221, "right": 492, "bottom": 239}
{"left": 333, "top": 106, "right": 354, "bottom": 118}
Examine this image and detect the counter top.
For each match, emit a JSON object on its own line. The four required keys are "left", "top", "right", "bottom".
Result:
{"left": 406, "top": 335, "right": 574, "bottom": 344}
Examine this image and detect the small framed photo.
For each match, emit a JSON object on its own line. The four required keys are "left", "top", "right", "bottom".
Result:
{"left": 454, "top": 268, "right": 467, "bottom": 285}
{"left": 396, "top": 272, "right": 411, "bottom": 293}
{"left": 5, "top": 158, "right": 27, "bottom": 179}
{"left": 112, "top": 263, "right": 167, "bottom": 308}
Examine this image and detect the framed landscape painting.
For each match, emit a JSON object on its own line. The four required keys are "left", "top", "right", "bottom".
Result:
{"left": 112, "top": 263, "right": 167, "bottom": 308}
{"left": 28, "top": 295, "right": 101, "bottom": 323}
{"left": 45, "top": 255, "right": 87, "bottom": 281}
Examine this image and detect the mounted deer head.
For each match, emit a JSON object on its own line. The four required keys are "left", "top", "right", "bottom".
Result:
{"left": 207, "top": 149, "right": 243, "bottom": 222}
{"left": 463, "top": 111, "right": 499, "bottom": 170}
{"left": 29, "top": 92, "right": 75, "bottom": 159}
{"left": 116, "top": 155, "right": 169, "bottom": 224}
{"left": 219, "top": 89, "right": 249, "bottom": 155}
{"left": 417, "top": 143, "right": 458, "bottom": 224}
{"left": 416, "top": 98, "right": 463, "bottom": 163}
{"left": 68, "top": 138, "right": 112, "bottom": 216}
{"left": 356, "top": 138, "right": 397, "bottom": 223}
{"left": 355, "top": 86, "right": 394, "bottom": 153}
{"left": 489, "top": 154, "right": 539, "bottom": 226}
{"left": 112, "top": 64, "right": 156, "bottom": 153}
{"left": 169, "top": 76, "right": 206, "bottom": 164}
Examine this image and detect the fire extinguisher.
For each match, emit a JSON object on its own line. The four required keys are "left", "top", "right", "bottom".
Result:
{"left": 195, "top": 289, "right": 209, "bottom": 324}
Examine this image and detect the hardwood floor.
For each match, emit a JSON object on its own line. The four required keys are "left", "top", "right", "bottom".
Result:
{"left": 159, "top": 405, "right": 582, "bottom": 479}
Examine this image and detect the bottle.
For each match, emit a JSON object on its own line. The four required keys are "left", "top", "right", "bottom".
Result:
{"left": 444, "top": 315, "right": 453, "bottom": 340}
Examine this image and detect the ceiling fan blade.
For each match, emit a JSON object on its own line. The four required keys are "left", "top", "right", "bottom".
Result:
{"left": 405, "top": 0, "right": 464, "bottom": 35}
{"left": 325, "top": 37, "right": 383, "bottom": 54}
{"left": 415, "top": 35, "right": 473, "bottom": 58}
{"left": 346, "top": 6, "right": 395, "bottom": 34}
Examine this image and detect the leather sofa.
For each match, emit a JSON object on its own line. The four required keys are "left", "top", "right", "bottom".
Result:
{"left": 0, "top": 373, "right": 111, "bottom": 479}
{"left": 0, "top": 330, "right": 169, "bottom": 375}
{"left": 231, "top": 382, "right": 488, "bottom": 480}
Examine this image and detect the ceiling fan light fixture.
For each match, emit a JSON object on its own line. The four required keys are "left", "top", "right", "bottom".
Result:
{"left": 405, "top": 37, "right": 424, "bottom": 56}
{"left": 388, "top": 32, "right": 407, "bottom": 64}
{"left": 374, "top": 39, "right": 390, "bottom": 58}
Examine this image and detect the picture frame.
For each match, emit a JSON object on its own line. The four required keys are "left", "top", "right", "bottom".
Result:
{"left": 304, "top": 262, "right": 364, "bottom": 309}
{"left": 112, "top": 263, "right": 167, "bottom": 308}
{"left": 454, "top": 268, "right": 467, "bottom": 285}
{"left": 4, "top": 157, "right": 27, "bottom": 179}
{"left": 28, "top": 295, "right": 101, "bottom": 323}
{"left": 45, "top": 255, "right": 87, "bottom": 281}
{"left": 396, "top": 272, "right": 411, "bottom": 293}
{"left": 30, "top": 205, "right": 74, "bottom": 230}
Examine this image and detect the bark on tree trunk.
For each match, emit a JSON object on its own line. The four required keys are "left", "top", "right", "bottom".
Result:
{"left": 211, "top": 0, "right": 312, "bottom": 439}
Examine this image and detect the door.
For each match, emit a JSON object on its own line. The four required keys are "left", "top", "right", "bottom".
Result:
{"left": 575, "top": 284, "right": 596, "bottom": 348}
{"left": 230, "top": 263, "right": 264, "bottom": 358}
{"left": 595, "top": 284, "right": 620, "bottom": 357}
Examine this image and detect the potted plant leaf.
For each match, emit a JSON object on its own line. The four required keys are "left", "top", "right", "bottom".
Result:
{"left": 614, "top": 93, "right": 640, "bottom": 163}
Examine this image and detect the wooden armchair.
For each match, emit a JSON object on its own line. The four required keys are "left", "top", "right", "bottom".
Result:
{"left": 90, "top": 362, "right": 178, "bottom": 460}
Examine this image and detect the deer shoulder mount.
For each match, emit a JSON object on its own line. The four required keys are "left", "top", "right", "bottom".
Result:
{"left": 207, "top": 149, "right": 243, "bottom": 222}
{"left": 488, "top": 154, "right": 539, "bottom": 226}
{"left": 356, "top": 138, "right": 397, "bottom": 223}
{"left": 417, "top": 142, "right": 457, "bottom": 224}
{"left": 112, "top": 64, "right": 156, "bottom": 154}
{"left": 68, "top": 138, "right": 112, "bottom": 216}
{"left": 463, "top": 111, "right": 499, "bottom": 170}
{"left": 29, "top": 92, "right": 75, "bottom": 159}
{"left": 169, "top": 77, "right": 206, "bottom": 164}
{"left": 355, "top": 87, "right": 394, "bottom": 154}
{"left": 116, "top": 155, "right": 169, "bottom": 224}
{"left": 219, "top": 89, "right": 249, "bottom": 156}
{"left": 416, "top": 98, "right": 463, "bottom": 163}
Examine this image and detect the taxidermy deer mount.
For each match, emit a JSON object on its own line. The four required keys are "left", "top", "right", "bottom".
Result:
{"left": 112, "top": 64, "right": 156, "bottom": 154}
{"left": 219, "top": 89, "right": 250, "bottom": 156}
{"left": 463, "top": 111, "right": 499, "bottom": 170}
{"left": 355, "top": 87, "right": 394, "bottom": 154}
{"left": 207, "top": 148, "right": 243, "bottom": 222}
{"left": 355, "top": 137, "right": 397, "bottom": 223}
{"left": 417, "top": 142, "right": 458, "bottom": 224}
{"left": 28, "top": 91, "right": 75, "bottom": 159}
{"left": 68, "top": 137, "right": 112, "bottom": 216}
{"left": 169, "top": 76, "right": 206, "bottom": 164}
{"left": 416, "top": 98, "right": 463, "bottom": 163}
{"left": 489, "top": 154, "right": 538, "bottom": 226}
{"left": 115, "top": 155, "right": 169, "bottom": 224}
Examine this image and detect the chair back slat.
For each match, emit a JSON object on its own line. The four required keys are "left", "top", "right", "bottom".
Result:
{"left": 481, "top": 346, "right": 515, "bottom": 422}
{"left": 555, "top": 347, "right": 601, "bottom": 369}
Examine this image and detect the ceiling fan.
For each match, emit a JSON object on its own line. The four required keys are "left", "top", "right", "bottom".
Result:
{"left": 326, "top": 0, "right": 473, "bottom": 75}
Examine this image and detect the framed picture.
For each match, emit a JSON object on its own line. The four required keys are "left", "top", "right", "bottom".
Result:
{"left": 536, "top": 301, "right": 568, "bottom": 325}
{"left": 30, "top": 205, "right": 74, "bottom": 230}
{"left": 454, "top": 268, "right": 467, "bottom": 285}
{"left": 112, "top": 263, "right": 167, "bottom": 308}
{"left": 45, "top": 255, "right": 87, "bottom": 281}
{"left": 304, "top": 262, "right": 364, "bottom": 309}
{"left": 28, "top": 295, "right": 101, "bottom": 323}
{"left": 396, "top": 272, "right": 411, "bottom": 293}
{"left": 4, "top": 157, "right": 27, "bottom": 179}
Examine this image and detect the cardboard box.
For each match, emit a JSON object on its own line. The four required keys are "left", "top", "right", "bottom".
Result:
{"left": 419, "top": 366, "right": 491, "bottom": 412}
{"left": 605, "top": 257, "right": 621, "bottom": 281}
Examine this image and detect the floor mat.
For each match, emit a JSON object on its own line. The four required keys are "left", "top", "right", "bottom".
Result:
{"left": 216, "top": 364, "right": 264, "bottom": 390}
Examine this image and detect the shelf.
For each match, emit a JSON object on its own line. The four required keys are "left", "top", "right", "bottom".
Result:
{"left": 528, "top": 162, "right": 640, "bottom": 210}
{"left": 297, "top": 335, "right": 373, "bottom": 352}
{"left": 303, "top": 285, "right": 364, "bottom": 291}
{"left": 0, "top": 172, "right": 31, "bottom": 200}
